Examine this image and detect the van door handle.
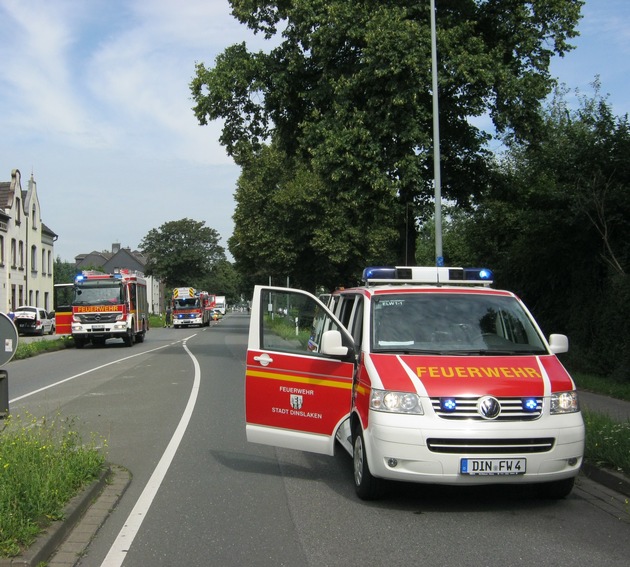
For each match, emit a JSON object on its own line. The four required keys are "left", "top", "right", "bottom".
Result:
{"left": 254, "top": 353, "right": 273, "bottom": 366}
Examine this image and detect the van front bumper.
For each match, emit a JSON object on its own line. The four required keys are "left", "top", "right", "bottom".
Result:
{"left": 364, "top": 411, "right": 585, "bottom": 485}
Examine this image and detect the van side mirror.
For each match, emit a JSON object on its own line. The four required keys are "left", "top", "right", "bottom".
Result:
{"left": 549, "top": 334, "right": 569, "bottom": 354}
{"left": 320, "top": 330, "right": 350, "bottom": 357}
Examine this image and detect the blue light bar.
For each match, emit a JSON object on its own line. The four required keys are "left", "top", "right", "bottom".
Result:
{"left": 75, "top": 274, "right": 85, "bottom": 282}
{"left": 362, "top": 266, "right": 493, "bottom": 286}
{"left": 440, "top": 398, "right": 457, "bottom": 412}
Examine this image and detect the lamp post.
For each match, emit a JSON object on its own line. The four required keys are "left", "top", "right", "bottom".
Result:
{"left": 430, "top": 0, "right": 443, "bottom": 266}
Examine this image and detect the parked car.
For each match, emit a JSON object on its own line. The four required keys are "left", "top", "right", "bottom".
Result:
{"left": 13, "top": 306, "right": 55, "bottom": 336}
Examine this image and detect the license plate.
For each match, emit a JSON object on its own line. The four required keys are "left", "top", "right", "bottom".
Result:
{"left": 92, "top": 325, "right": 105, "bottom": 331}
{"left": 460, "top": 458, "right": 526, "bottom": 476}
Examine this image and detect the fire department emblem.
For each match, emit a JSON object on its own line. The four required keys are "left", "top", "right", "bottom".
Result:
{"left": 290, "top": 394, "right": 303, "bottom": 410}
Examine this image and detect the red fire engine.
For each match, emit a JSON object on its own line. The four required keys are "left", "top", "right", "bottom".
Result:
{"left": 172, "top": 288, "right": 211, "bottom": 328}
{"left": 70, "top": 270, "right": 149, "bottom": 348}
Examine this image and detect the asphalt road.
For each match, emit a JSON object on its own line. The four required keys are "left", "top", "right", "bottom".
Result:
{"left": 6, "top": 314, "right": 630, "bottom": 567}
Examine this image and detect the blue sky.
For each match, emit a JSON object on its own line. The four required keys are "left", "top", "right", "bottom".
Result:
{"left": 0, "top": 0, "right": 627, "bottom": 263}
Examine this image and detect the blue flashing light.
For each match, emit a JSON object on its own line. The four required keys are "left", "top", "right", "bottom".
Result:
{"left": 522, "top": 398, "right": 539, "bottom": 412}
{"left": 362, "top": 266, "right": 397, "bottom": 280}
{"left": 440, "top": 398, "right": 457, "bottom": 412}
{"left": 75, "top": 274, "right": 85, "bottom": 283}
{"left": 463, "top": 268, "right": 493, "bottom": 281}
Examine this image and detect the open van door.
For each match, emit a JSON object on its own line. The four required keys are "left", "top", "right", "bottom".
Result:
{"left": 246, "top": 286, "right": 356, "bottom": 456}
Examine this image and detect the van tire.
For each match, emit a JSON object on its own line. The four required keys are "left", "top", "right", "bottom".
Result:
{"left": 537, "top": 477, "right": 575, "bottom": 499}
{"left": 353, "top": 428, "right": 382, "bottom": 500}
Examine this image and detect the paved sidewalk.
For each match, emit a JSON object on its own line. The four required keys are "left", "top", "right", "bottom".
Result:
{"left": 46, "top": 466, "right": 131, "bottom": 567}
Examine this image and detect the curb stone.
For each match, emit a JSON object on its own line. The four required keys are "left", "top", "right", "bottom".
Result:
{"left": 0, "top": 465, "right": 131, "bottom": 567}
{"left": 581, "top": 462, "right": 630, "bottom": 498}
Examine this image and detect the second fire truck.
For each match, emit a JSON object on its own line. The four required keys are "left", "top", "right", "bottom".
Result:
{"left": 172, "top": 288, "right": 211, "bottom": 328}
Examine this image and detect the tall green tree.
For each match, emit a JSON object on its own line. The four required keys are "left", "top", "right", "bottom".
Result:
{"left": 139, "top": 219, "right": 226, "bottom": 288}
{"left": 53, "top": 257, "right": 78, "bottom": 285}
{"left": 198, "top": 258, "right": 243, "bottom": 305}
{"left": 192, "top": 0, "right": 582, "bottom": 279}
{"left": 452, "top": 83, "right": 630, "bottom": 379}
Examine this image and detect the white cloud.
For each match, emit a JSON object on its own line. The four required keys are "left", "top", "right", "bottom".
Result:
{"left": 1, "top": 0, "right": 627, "bottom": 263}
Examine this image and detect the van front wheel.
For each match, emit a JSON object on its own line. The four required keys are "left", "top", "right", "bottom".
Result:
{"left": 353, "top": 428, "right": 382, "bottom": 500}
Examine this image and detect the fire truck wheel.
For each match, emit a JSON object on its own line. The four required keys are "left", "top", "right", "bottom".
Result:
{"left": 123, "top": 329, "right": 134, "bottom": 347}
{"left": 352, "top": 427, "right": 382, "bottom": 500}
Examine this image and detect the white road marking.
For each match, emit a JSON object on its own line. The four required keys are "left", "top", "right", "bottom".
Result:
{"left": 101, "top": 338, "right": 201, "bottom": 566}
{"left": 9, "top": 341, "right": 181, "bottom": 403}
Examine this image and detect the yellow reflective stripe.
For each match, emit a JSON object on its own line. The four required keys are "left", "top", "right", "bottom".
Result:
{"left": 247, "top": 369, "right": 352, "bottom": 390}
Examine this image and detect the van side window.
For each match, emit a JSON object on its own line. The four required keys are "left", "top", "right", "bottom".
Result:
{"left": 337, "top": 295, "right": 356, "bottom": 329}
{"left": 259, "top": 289, "right": 341, "bottom": 355}
{"left": 349, "top": 297, "right": 364, "bottom": 349}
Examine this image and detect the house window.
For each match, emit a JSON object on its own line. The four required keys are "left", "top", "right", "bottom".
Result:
{"left": 42, "top": 250, "right": 46, "bottom": 274}
{"left": 32, "top": 203, "right": 37, "bottom": 229}
{"left": 31, "top": 245, "right": 37, "bottom": 272}
{"left": 10, "top": 239, "right": 16, "bottom": 268}
{"left": 19, "top": 241, "right": 24, "bottom": 269}
{"left": 16, "top": 198, "right": 21, "bottom": 225}
{"left": 0, "top": 235, "right": 4, "bottom": 266}
{"left": 47, "top": 250, "right": 52, "bottom": 274}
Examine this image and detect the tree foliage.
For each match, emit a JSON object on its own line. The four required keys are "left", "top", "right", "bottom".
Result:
{"left": 53, "top": 257, "right": 79, "bottom": 285}
{"left": 139, "top": 219, "right": 226, "bottom": 288}
{"left": 197, "top": 258, "right": 244, "bottom": 306}
{"left": 192, "top": 0, "right": 583, "bottom": 282}
{"left": 438, "top": 82, "right": 630, "bottom": 379}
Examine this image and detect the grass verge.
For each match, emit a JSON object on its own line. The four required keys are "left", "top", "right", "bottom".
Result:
{"left": 582, "top": 409, "right": 630, "bottom": 474}
{"left": 13, "top": 336, "right": 74, "bottom": 361}
{"left": 573, "top": 371, "right": 630, "bottom": 402}
{"left": 0, "top": 413, "right": 106, "bottom": 558}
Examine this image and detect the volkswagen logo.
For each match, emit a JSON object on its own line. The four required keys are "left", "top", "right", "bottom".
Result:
{"left": 477, "top": 396, "right": 501, "bottom": 419}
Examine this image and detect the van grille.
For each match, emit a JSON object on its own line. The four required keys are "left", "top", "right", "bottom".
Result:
{"left": 431, "top": 397, "right": 543, "bottom": 421}
{"left": 427, "top": 437, "right": 555, "bottom": 454}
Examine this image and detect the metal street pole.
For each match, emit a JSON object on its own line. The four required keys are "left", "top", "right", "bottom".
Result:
{"left": 430, "top": 0, "right": 443, "bottom": 266}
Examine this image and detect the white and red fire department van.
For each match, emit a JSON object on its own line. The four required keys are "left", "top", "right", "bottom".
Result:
{"left": 245, "top": 266, "right": 585, "bottom": 500}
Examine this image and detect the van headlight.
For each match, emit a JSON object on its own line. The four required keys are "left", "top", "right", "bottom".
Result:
{"left": 550, "top": 391, "right": 579, "bottom": 414}
{"left": 370, "top": 389, "right": 423, "bottom": 414}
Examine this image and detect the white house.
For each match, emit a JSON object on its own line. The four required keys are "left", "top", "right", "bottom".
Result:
{"left": 0, "top": 169, "right": 56, "bottom": 314}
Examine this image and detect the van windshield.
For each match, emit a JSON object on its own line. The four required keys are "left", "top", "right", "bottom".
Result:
{"left": 371, "top": 293, "right": 547, "bottom": 355}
